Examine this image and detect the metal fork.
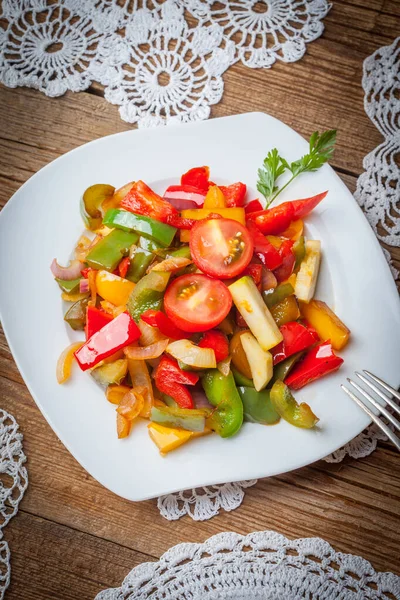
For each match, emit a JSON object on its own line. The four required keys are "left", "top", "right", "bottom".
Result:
{"left": 341, "top": 371, "right": 400, "bottom": 452}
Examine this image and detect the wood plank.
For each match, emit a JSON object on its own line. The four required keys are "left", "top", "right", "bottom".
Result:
{"left": 5, "top": 511, "right": 152, "bottom": 600}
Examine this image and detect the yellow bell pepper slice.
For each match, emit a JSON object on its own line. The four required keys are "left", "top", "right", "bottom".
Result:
{"left": 299, "top": 299, "right": 350, "bottom": 350}
{"left": 56, "top": 342, "right": 84, "bottom": 384}
{"left": 281, "top": 219, "right": 304, "bottom": 241}
{"left": 96, "top": 270, "right": 135, "bottom": 306}
{"left": 148, "top": 423, "right": 193, "bottom": 454}
{"left": 271, "top": 295, "right": 300, "bottom": 327}
{"left": 180, "top": 207, "right": 246, "bottom": 242}
{"left": 203, "top": 185, "right": 227, "bottom": 209}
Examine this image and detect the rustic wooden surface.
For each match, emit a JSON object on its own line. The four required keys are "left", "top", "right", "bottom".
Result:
{"left": 1, "top": 1, "right": 400, "bottom": 598}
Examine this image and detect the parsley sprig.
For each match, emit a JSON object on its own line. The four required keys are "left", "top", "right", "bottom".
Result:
{"left": 257, "top": 130, "right": 336, "bottom": 208}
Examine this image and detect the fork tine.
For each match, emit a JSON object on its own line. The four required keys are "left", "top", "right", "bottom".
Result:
{"left": 355, "top": 372, "right": 400, "bottom": 418}
{"left": 341, "top": 385, "right": 400, "bottom": 452}
{"left": 363, "top": 371, "right": 400, "bottom": 403}
{"left": 348, "top": 378, "right": 400, "bottom": 432}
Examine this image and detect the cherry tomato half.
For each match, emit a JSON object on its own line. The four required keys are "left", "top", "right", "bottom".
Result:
{"left": 164, "top": 273, "right": 232, "bottom": 333}
{"left": 189, "top": 218, "right": 253, "bottom": 279}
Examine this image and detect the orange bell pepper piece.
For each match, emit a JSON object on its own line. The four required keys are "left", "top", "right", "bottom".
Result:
{"left": 299, "top": 299, "right": 350, "bottom": 350}
{"left": 96, "top": 270, "right": 135, "bottom": 306}
{"left": 203, "top": 185, "right": 227, "bottom": 209}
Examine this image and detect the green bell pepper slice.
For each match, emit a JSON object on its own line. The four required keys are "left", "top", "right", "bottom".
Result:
{"left": 103, "top": 209, "right": 177, "bottom": 247}
{"left": 127, "top": 270, "right": 171, "bottom": 322}
{"left": 293, "top": 236, "right": 306, "bottom": 271}
{"left": 202, "top": 370, "right": 243, "bottom": 438}
{"left": 238, "top": 387, "right": 280, "bottom": 425}
{"left": 126, "top": 237, "right": 162, "bottom": 283}
{"left": 151, "top": 406, "right": 206, "bottom": 432}
{"left": 270, "top": 380, "right": 319, "bottom": 428}
{"left": 85, "top": 229, "right": 138, "bottom": 271}
{"left": 263, "top": 282, "right": 294, "bottom": 309}
{"left": 232, "top": 366, "right": 254, "bottom": 388}
{"left": 56, "top": 277, "right": 81, "bottom": 294}
{"left": 269, "top": 352, "right": 303, "bottom": 387}
{"left": 80, "top": 184, "right": 115, "bottom": 231}
{"left": 64, "top": 298, "right": 88, "bottom": 331}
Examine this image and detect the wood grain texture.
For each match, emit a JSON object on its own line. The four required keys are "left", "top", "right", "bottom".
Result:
{"left": 0, "top": 1, "right": 400, "bottom": 598}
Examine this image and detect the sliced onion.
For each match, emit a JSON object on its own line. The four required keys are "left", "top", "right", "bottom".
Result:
{"left": 79, "top": 279, "right": 90, "bottom": 293}
{"left": 56, "top": 342, "right": 83, "bottom": 384}
{"left": 191, "top": 384, "right": 213, "bottom": 411}
{"left": 217, "top": 356, "right": 231, "bottom": 377}
{"left": 150, "top": 257, "right": 192, "bottom": 273}
{"left": 51, "top": 258, "right": 82, "bottom": 281}
{"left": 164, "top": 198, "right": 198, "bottom": 211}
{"left": 138, "top": 319, "right": 167, "bottom": 346}
{"left": 261, "top": 267, "right": 278, "bottom": 292}
{"left": 124, "top": 339, "right": 169, "bottom": 360}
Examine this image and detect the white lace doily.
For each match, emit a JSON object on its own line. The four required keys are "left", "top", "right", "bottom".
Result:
{"left": 0, "top": 0, "right": 331, "bottom": 126}
{"left": 96, "top": 530, "right": 400, "bottom": 599}
{"left": 0, "top": 409, "right": 28, "bottom": 600}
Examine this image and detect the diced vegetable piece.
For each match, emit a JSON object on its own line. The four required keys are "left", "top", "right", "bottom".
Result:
{"left": 203, "top": 185, "right": 227, "bottom": 209}
{"left": 166, "top": 339, "right": 217, "bottom": 369}
{"left": 274, "top": 239, "right": 295, "bottom": 283}
{"left": 272, "top": 321, "right": 318, "bottom": 365}
{"left": 124, "top": 339, "right": 169, "bottom": 360}
{"left": 217, "top": 315, "right": 235, "bottom": 336}
{"left": 299, "top": 299, "right": 350, "bottom": 350}
{"left": 247, "top": 221, "right": 282, "bottom": 270}
{"left": 86, "top": 305, "right": 113, "bottom": 340}
{"left": 238, "top": 387, "right": 280, "bottom": 425}
{"left": 74, "top": 312, "right": 140, "bottom": 371}
{"left": 240, "top": 332, "right": 273, "bottom": 391}
{"left": 150, "top": 406, "right": 206, "bottom": 432}
{"left": 56, "top": 342, "right": 84, "bottom": 384}
{"left": 230, "top": 330, "right": 253, "bottom": 379}
{"left": 117, "top": 413, "right": 131, "bottom": 439}
{"left": 263, "top": 282, "right": 294, "bottom": 308}
{"left": 291, "top": 191, "right": 327, "bottom": 219}
{"left": 219, "top": 182, "right": 247, "bottom": 207}
{"left": 96, "top": 270, "right": 135, "bottom": 306}
{"left": 294, "top": 240, "right": 321, "bottom": 303}
{"left": 246, "top": 202, "right": 295, "bottom": 235}
{"left": 150, "top": 256, "right": 192, "bottom": 272}
{"left": 154, "top": 356, "right": 198, "bottom": 409}
{"left": 270, "top": 380, "right": 319, "bottom": 428}
{"left": 56, "top": 277, "right": 81, "bottom": 293}
{"left": 269, "top": 352, "right": 303, "bottom": 386}
{"left": 180, "top": 208, "right": 246, "bottom": 242}
{"left": 85, "top": 229, "right": 138, "bottom": 271}
{"left": 127, "top": 270, "right": 170, "bottom": 323}
{"left": 103, "top": 209, "right": 177, "bottom": 247}
{"left": 181, "top": 166, "right": 210, "bottom": 190}
{"left": 127, "top": 357, "right": 154, "bottom": 417}
{"left": 126, "top": 237, "right": 161, "bottom": 283}
{"left": 106, "top": 384, "right": 131, "bottom": 405}
{"left": 64, "top": 298, "right": 88, "bottom": 331}
{"left": 285, "top": 341, "right": 344, "bottom": 390}
{"left": 202, "top": 370, "right": 243, "bottom": 438}
{"left": 163, "top": 184, "right": 206, "bottom": 206}
{"left": 141, "top": 309, "right": 189, "bottom": 340}
{"left": 61, "top": 292, "right": 89, "bottom": 303}
{"left": 148, "top": 422, "right": 193, "bottom": 454}
{"left": 232, "top": 366, "right": 254, "bottom": 388}
{"left": 270, "top": 296, "right": 300, "bottom": 327}
{"left": 228, "top": 276, "right": 283, "bottom": 351}
{"left": 80, "top": 184, "right": 115, "bottom": 231}
{"left": 117, "top": 388, "right": 144, "bottom": 420}
{"left": 111, "top": 181, "right": 135, "bottom": 206}
{"left": 199, "top": 330, "right": 229, "bottom": 363}
{"left": 91, "top": 358, "right": 128, "bottom": 386}
{"left": 245, "top": 199, "right": 263, "bottom": 214}
{"left": 281, "top": 219, "right": 304, "bottom": 241}
{"left": 293, "top": 236, "right": 305, "bottom": 271}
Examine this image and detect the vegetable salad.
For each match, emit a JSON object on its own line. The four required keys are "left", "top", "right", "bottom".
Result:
{"left": 52, "top": 144, "right": 350, "bottom": 455}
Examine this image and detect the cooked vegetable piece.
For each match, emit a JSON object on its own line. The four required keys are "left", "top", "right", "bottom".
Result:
{"left": 85, "top": 305, "right": 113, "bottom": 340}
{"left": 64, "top": 298, "right": 88, "bottom": 331}
{"left": 270, "top": 380, "right": 319, "bottom": 428}
{"left": 203, "top": 185, "right": 227, "bottom": 209}
{"left": 281, "top": 219, "right": 304, "bottom": 241}
{"left": 91, "top": 359, "right": 128, "bottom": 386}
{"left": 150, "top": 406, "right": 206, "bottom": 432}
{"left": 285, "top": 341, "right": 344, "bottom": 390}
{"left": 198, "top": 330, "right": 229, "bottom": 363}
{"left": 269, "top": 352, "right": 303, "bottom": 386}
{"left": 272, "top": 321, "right": 318, "bottom": 365}
{"left": 154, "top": 356, "right": 199, "bottom": 409}
{"left": 274, "top": 239, "right": 295, "bottom": 283}
{"left": 247, "top": 202, "right": 295, "bottom": 235}
{"left": 56, "top": 342, "right": 84, "bottom": 384}
{"left": 163, "top": 184, "right": 206, "bottom": 206}
{"left": 117, "top": 388, "right": 144, "bottom": 420}
{"left": 202, "top": 370, "right": 243, "bottom": 438}
{"left": 126, "top": 237, "right": 161, "bottom": 283}
{"left": 240, "top": 332, "right": 273, "bottom": 391}
{"left": 86, "top": 229, "right": 138, "bottom": 271}
{"left": 117, "top": 413, "right": 131, "bottom": 439}
{"left": 80, "top": 184, "right": 115, "bottom": 230}
{"left": 61, "top": 292, "right": 89, "bottom": 302}
{"left": 246, "top": 221, "right": 282, "bottom": 270}
{"left": 180, "top": 208, "right": 245, "bottom": 242}
{"left": 294, "top": 240, "right": 321, "bottom": 302}
{"left": 96, "top": 270, "right": 135, "bottom": 306}
{"left": 103, "top": 209, "right": 177, "bottom": 246}
{"left": 141, "top": 309, "right": 190, "bottom": 340}
{"left": 270, "top": 296, "right": 300, "bottom": 327}
{"left": 74, "top": 312, "right": 140, "bottom": 371}
{"left": 230, "top": 330, "right": 253, "bottom": 379}
{"left": 106, "top": 384, "right": 131, "bottom": 405}
{"left": 238, "top": 387, "right": 280, "bottom": 425}
{"left": 127, "top": 357, "right": 154, "bottom": 417}
{"left": 56, "top": 277, "right": 81, "bottom": 293}
{"left": 299, "top": 299, "right": 350, "bottom": 350}
{"left": 245, "top": 199, "right": 263, "bottom": 214}
{"left": 124, "top": 339, "right": 169, "bottom": 360}
{"left": 219, "top": 182, "right": 247, "bottom": 207}
{"left": 229, "top": 276, "right": 283, "bottom": 351}
{"left": 167, "top": 339, "right": 217, "bottom": 369}
{"left": 232, "top": 366, "right": 254, "bottom": 388}
{"left": 263, "top": 282, "right": 294, "bottom": 308}
{"left": 292, "top": 235, "right": 306, "bottom": 271}
{"left": 148, "top": 422, "right": 193, "bottom": 454}
{"left": 127, "top": 270, "right": 171, "bottom": 323}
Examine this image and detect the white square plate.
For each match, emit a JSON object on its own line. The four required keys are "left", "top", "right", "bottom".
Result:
{"left": 1, "top": 113, "right": 399, "bottom": 501}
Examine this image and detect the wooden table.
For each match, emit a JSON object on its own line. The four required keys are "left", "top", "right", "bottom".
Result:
{"left": 1, "top": 2, "right": 400, "bottom": 598}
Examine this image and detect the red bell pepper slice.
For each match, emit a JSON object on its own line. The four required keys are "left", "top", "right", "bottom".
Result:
{"left": 243, "top": 264, "right": 263, "bottom": 287}
{"left": 245, "top": 199, "right": 263, "bottom": 214}
{"left": 247, "top": 202, "right": 295, "bottom": 235}
{"left": 154, "top": 356, "right": 199, "bottom": 408}
{"left": 291, "top": 191, "right": 328, "bottom": 219}
{"left": 181, "top": 166, "right": 210, "bottom": 192}
{"left": 272, "top": 321, "right": 318, "bottom": 365}
{"left": 163, "top": 184, "right": 206, "bottom": 206}
{"left": 235, "top": 309, "right": 247, "bottom": 329}
{"left": 141, "top": 310, "right": 190, "bottom": 340}
{"left": 285, "top": 340, "right": 344, "bottom": 390}
{"left": 81, "top": 267, "right": 96, "bottom": 279}
{"left": 198, "top": 330, "right": 229, "bottom": 363}
{"left": 75, "top": 312, "right": 141, "bottom": 371}
{"left": 85, "top": 305, "right": 113, "bottom": 340}
{"left": 274, "top": 239, "right": 295, "bottom": 282}
{"left": 247, "top": 221, "right": 283, "bottom": 270}
{"left": 219, "top": 182, "right": 247, "bottom": 207}
{"left": 118, "top": 257, "right": 130, "bottom": 279}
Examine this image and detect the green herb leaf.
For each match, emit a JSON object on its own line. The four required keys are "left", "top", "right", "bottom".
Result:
{"left": 256, "top": 149, "right": 287, "bottom": 207}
